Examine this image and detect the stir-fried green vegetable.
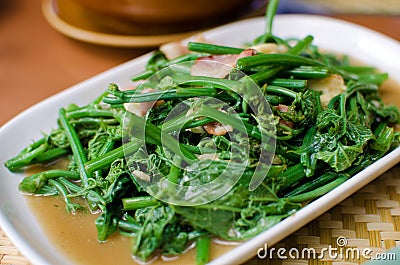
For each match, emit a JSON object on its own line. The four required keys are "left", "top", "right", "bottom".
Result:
{"left": 5, "top": 0, "right": 400, "bottom": 263}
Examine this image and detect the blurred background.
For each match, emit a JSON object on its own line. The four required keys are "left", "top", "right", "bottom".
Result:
{"left": 48, "top": 0, "right": 400, "bottom": 38}
{"left": 279, "top": 0, "right": 400, "bottom": 15}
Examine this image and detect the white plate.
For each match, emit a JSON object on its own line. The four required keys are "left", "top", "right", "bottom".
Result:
{"left": 1, "top": 15, "right": 400, "bottom": 265}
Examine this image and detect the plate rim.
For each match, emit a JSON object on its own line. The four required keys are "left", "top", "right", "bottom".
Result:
{"left": 2, "top": 13, "right": 400, "bottom": 265}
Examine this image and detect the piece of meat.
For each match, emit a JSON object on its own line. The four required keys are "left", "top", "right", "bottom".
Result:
{"left": 276, "top": 104, "right": 290, "bottom": 113}
{"left": 160, "top": 41, "right": 189, "bottom": 60}
{"left": 159, "top": 34, "right": 212, "bottom": 60}
{"left": 124, "top": 88, "right": 164, "bottom": 117}
{"left": 279, "top": 119, "right": 294, "bottom": 128}
{"left": 275, "top": 104, "right": 294, "bottom": 128}
{"left": 190, "top": 48, "right": 257, "bottom": 78}
{"left": 203, "top": 121, "right": 233, "bottom": 136}
{"left": 132, "top": 170, "right": 151, "bottom": 182}
{"left": 308, "top": 74, "right": 347, "bottom": 108}
{"left": 250, "top": 43, "right": 288, "bottom": 54}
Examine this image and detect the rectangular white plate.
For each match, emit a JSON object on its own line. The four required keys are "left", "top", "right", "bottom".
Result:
{"left": 1, "top": 14, "right": 400, "bottom": 265}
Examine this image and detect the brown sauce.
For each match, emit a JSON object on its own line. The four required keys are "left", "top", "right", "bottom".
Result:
{"left": 380, "top": 78, "right": 400, "bottom": 131}
{"left": 27, "top": 196, "right": 135, "bottom": 265}
{"left": 25, "top": 163, "right": 235, "bottom": 265}
{"left": 380, "top": 78, "right": 400, "bottom": 107}
{"left": 25, "top": 78, "right": 400, "bottom": 264}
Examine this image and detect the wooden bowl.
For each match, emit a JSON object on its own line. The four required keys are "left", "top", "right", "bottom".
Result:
{"left": 69, "top": 0, "right": 265, "bottom": 35}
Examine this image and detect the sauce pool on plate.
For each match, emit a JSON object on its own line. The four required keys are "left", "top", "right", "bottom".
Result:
{"left": 27, "top": 195, "right": 236, "bottom": 265}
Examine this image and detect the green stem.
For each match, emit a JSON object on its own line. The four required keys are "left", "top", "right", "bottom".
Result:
{"left": 91, "top": 90, "right": 110, "bottom": 105}
{"left": 287, "top": 35, "right": 314, "bottom": 55}
{"left": 166, "top": 53, "right": 206, "bottom": 66}
{"left": 182, "top": 117, "right": 215, "bottom": 130}
{"left": 19, "top": 169, "right": 80, "bottom": 194}
{"left": 131, "top": 69, "right": 154, "bottom": 81}
{"left": 48, "top": 179, "right": 83, "bottom": 214}
{"left": 278, "top": 164, "right": 307, "bottom": 190}
{"left": 57, "top": 177, "right": 84, "bottom": 193}
{"left": 32, "top": 148, "right": 69, "bottom": 164}
{"left": 166, "top": 157, "right": 180, "bottom": 184}
{"left": 70, "top": 117, "right": 118, "bottom": 126}
{"left": 130, "top": 53, "right": 207, "bottom": 82}
{"left": 284, "top": 172, "right": 339, "bottom": 197}
{"left": 286, "top": 66, "right": 329, "bottom": 79}
{"left": 122, "top": 196, "right": 159, "bottom": 210}
{"left": 5, "top": 142, "right": 48, "bottom": 171}
{"left": 67, "top": 108, "right": 115, "bottom": 120}
{"left": 265, "top": 0, "right": 279, "bottom": 39}
{"left": 117, "top": 220, "right": 141, "bottom": 234}
{"left": 103, "top": 87, "right": 219, "bottom": 105}
{"left": 172, "top": 75, "right": 244, "bottom": 92}
{"left": 126, "top": 113, "right": 197, "bottom": 162}
{"left": 196, "top": 235, "right": 211, "bottom": 265}
{"left": 246, "top": 35, "right": 314, "bottom": 85}
{"left": 92, "top": 137, "right": 115, "bottom": 179}
{"left": 249, "top": 66, "right": 283, "bottom": 85}
{"left": 237, "top": 54, "right": 324, "bottom": 71}
{"left": 188, "top": 42, "right": 244, "bottom": 55}
{"left": 13, "top": 137, "right": 47, "bottom": 157}
{"left": 253, "top": 0, "right": 280, "bottom": 44}
{"left": 85, "top": 140, "right": 142, "bottom": 174}
{"left": 270, "top": 78, "right": 307, "bottom": 90}
{"left": 289, "top": 176, "right": 348, "bottom": 203}
{"left": 266, "top": 85, "right": 298, "bottom": 99}
{"left": 346, "top": 83, "right": 378, "bottom": 97}
{"left": 59, "top": 108, "right": 91, "bottom": 187}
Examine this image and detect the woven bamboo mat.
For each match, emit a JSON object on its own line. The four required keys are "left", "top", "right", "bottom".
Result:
{"left": 0, "top": 229, "right": 29, "bottom": 265}
{"left": 2, "top": 164, "right": 400, "bottom": 265}
{"left": 246, "top": 164, "right": 400, "bottom": 265}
